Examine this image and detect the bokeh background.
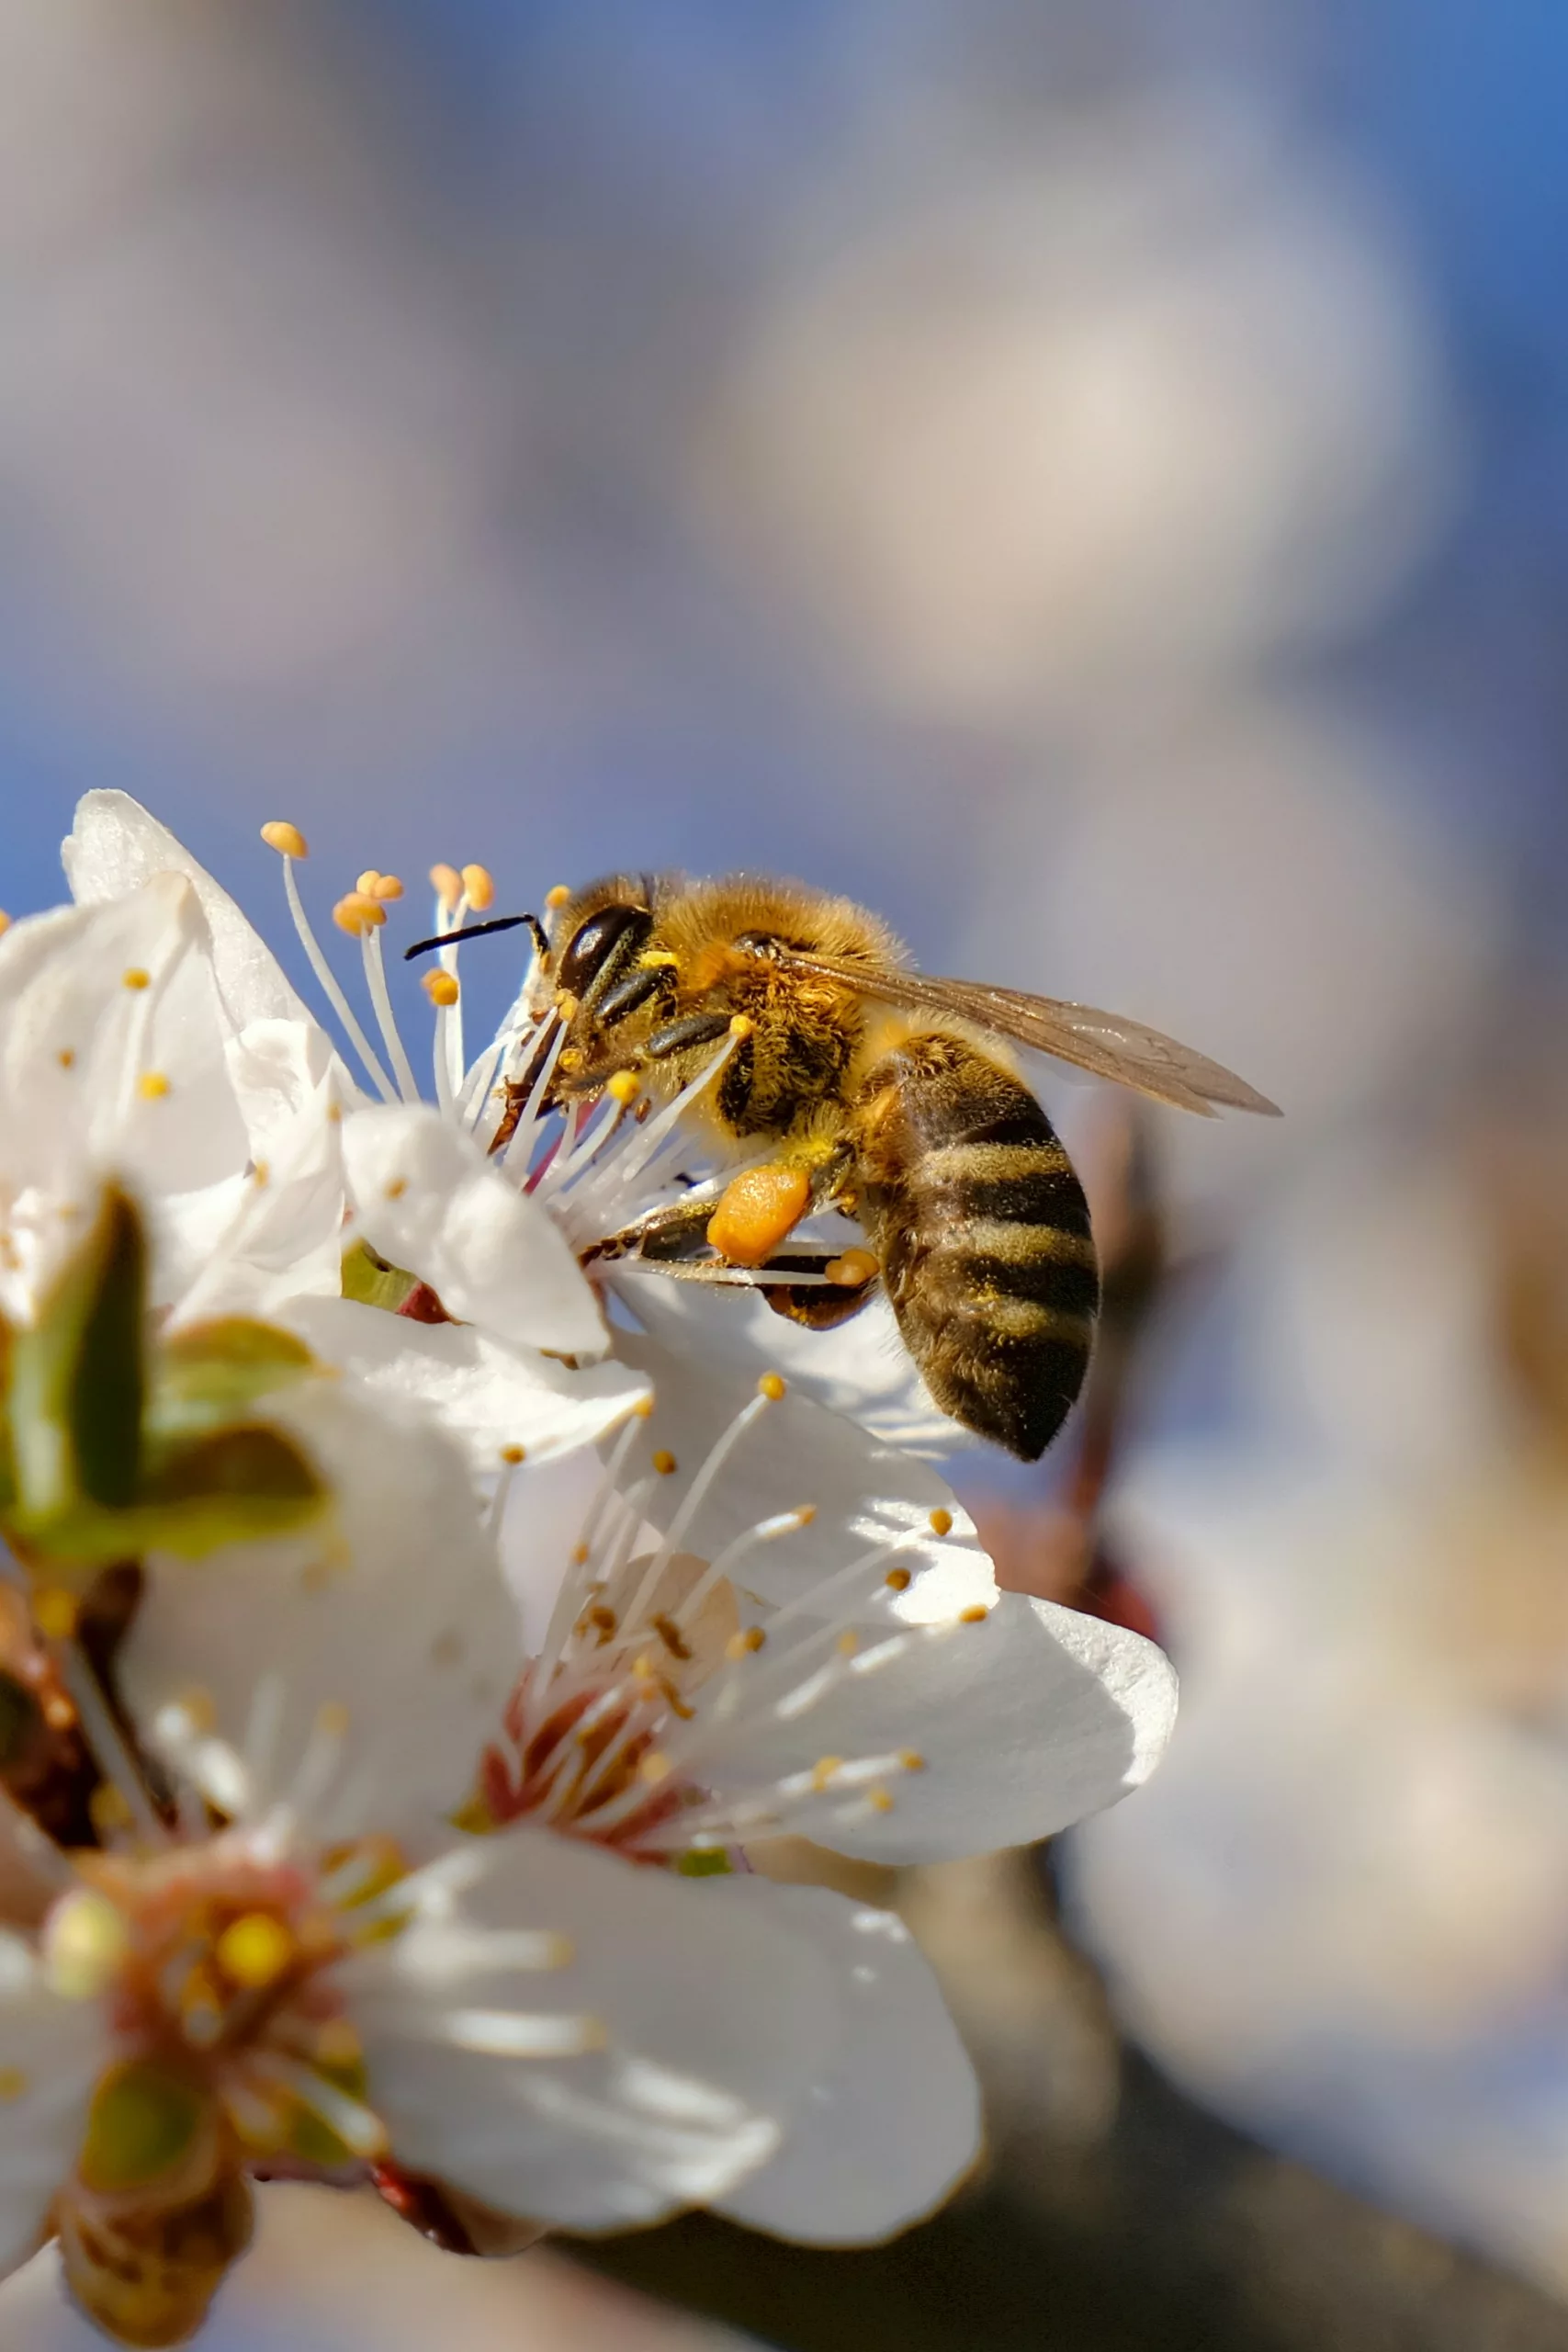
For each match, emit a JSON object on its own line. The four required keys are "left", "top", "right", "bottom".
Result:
{"left": 6, "top": 4, "right": 1568, "bottom": 2346}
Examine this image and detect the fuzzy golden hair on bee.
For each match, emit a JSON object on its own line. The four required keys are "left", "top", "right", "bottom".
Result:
{"left": 516, "top": 866, "right": 1277, "bottom": 1459}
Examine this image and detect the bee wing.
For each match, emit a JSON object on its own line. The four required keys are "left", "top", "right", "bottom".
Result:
{"left": 776, "top": 951, "right": 1281, "bottom": 1118}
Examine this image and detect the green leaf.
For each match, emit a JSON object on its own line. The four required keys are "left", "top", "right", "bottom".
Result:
{"left": 147, "top": 1317, "right": 318, "bottom": 1446}
{"left": 341, "top": 1239, "right": 418, "bottom": 1313}
{"left": 7, "top": 1187, "right": 145, "bottom": 1526}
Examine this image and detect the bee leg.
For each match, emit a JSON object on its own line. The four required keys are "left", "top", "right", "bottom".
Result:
{"left": 581, "top": 1194, "right": 716, "bottom": 1268}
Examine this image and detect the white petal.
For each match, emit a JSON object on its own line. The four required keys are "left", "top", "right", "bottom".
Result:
{"left": 0, "top": 1942, "right": 107, "bottom": 2279}
{"left": 349, "top": 1828, "right": 839, "bottom": 2232}
{"left": 711, "top": 1882, "right": 980, "bottom": 2244}
{"left": 603, "top": 1327, "right": 997, "bottom": 1623}
{"left": 343, "top": 1104, "right": 606, "bottom": 1360}
{"left": 281, "top": 1296, "right": 649, "bottom": 1476}
{"left": 119, "top": 1380, "right": 521, "bottom": 1840}
{"left": 615, "top": 1270, "right": 976, "bottom": 1460}
{"left": 63, "top": 790, "right": 314, "bottom": 1032}
{"left": 709, "top": 1595, "right": 1179, "bottom": 1863}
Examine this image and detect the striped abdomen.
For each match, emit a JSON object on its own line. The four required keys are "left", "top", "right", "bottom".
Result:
{"left": 852, "top": 1033, "right": 1099, "bottom": 1459}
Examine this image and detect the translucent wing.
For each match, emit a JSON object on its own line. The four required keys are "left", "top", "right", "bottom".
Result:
{"left": 775, "top": 951, "right": 1281, "bottom": 1118}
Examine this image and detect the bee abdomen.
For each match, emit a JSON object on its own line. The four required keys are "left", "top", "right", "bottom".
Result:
{"left": 854, "top": 1039, "right": 1099, "bottom": 1461}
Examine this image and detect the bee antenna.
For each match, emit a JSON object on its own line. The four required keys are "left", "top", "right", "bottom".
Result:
{"left": 403, "top": 913, "right": 545, "bottom": 964}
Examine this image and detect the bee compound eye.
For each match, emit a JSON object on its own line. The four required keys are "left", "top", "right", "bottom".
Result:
{"left": 558, "top": 904, "right": 651, "bottom": 997}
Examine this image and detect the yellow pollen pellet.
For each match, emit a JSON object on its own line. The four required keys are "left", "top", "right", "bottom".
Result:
{"left": 461, "top": 863, "right": 496, "bottom": 911}
{"left": 261, "top": 820, "right": 309, "bottom": 859}
{"left": 545, "top": 883, "right": 572, "bottom": 911}
{"left": 120, "top": 967, "right": 151, "bottom": 991}
{"left": 826, "top": 1249, "right": 878, "bottom": 1289}
{"left": 333, "top": 891, "right": 387, "bottom": 935}
{"left": 558, "top": 1046, "right": 583, "bottom": 1073}
{"left": 959, "top": 1605, "right": 990, "bottom": 1624}
{"left": 356, "top": 868, "right": 382, "bottom": 895}
{"left": 216, "top": 1912, "right": 296, "bottom": 1990}
{"left": 726, "top": 1626, "right": 766, "bottom": 1660}
{"left": 423, "top": 969, "right": 460, "bottom": 1007}
{"left": 57, "top": 1048, "right": 75, "bottom": 1069}
{"left": 898, "top": 1749, "right": 927, "bottom": 1772}
{"left": 0, "top": 2067, "right": 28, "bottom": 2101}
{"left": 928, "top": 1508, "right": 953, "bottom": 1538}
{"left": 606, "top": 1070, "right": 639, "bottom": 1106}
{"left": 885, "top": 1566, "right": 912, "bottom": 1593}
{"left": 33, "top": 1588, "right": 79, "bottom": 1642}
{"left": 499, "top": 1443, "right": 526, "bottom": 1465}
{"left": 430, "top": 862, "right": 463, "bottom": 910}
{"left": 758, "top": 1372, "right": 786, "bottom": 1402}
{"left": 317, "top": 1702, "right": 351, "bottom": 1738}
{"left": 371, "top": 874, "right": 405, "bottom": 901}
{"left": 651, "top": 1449, "right": 678, "bottom": 1476}
{"left": 89, "top": 1784, "right": 133, "bottom": 1838}
{"left": 639, "top": 1751, "right": 672, "bottom": 1784}
{"left": 137, "top": 1071, "right": 170, "bottom": 1100}
{"left": 867, "top": 1788, "right": 895, "bottom": 1814}
{"left": 837, "top": 1630, "right": 859, "bottom": 1657}
{"left": 810, "top": 1756, "right": 842, "bottom": 1792}
{"left": 728, "top": 1013, "right": 754, "bottom": 1039}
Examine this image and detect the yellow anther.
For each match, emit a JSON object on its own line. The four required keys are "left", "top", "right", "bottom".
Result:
{"left": 121, "top": 967, "right": 151, "bottom": 990}
{"left": 261, "top": 821, "right": 309, "bottom": 859}
{"left": 837, "top": 1630, "right": 859, "bottom": 1657}
{"left": 867, "top": 1788, "right": 895, "bottom": 1814}
{"left": 333, "top": 891, "right": 387, "bottom": 935}
{"left": 639, "top": 1751, "right": 673, "bottom": 1785}
{"left": 959, "top": 1604, "right": 991, "bottom": 1624}
{"left": 216, "top": 1911, "right": 296, "bottom": 1990}
{"left": 326, "top": 1102, "right": 343, "bottom": 1124}
{"left": 810, "top": 1756, "right": 843, "bottom": 1792}
{"left": 461, "top": 863, "right": 496, "bottom": 911}
{"left": 605, "top": 1070, "right": 640, "bottom": 1106}
{"left": 928, "top": 1508, "right": 953, "bottom": 1538}
{"left": 571, "top": 1544, "right": 591, "bottom": 1566}
{"left": 826, "top": 1249, "right": 878, "bottom": 1289}
{"left": 137, "top": 1070, "right": 171, "bottom": 1101}
{"left": 898, "top": 1749, "right": 927, "bottom": 1772}
{"left": 355, "top": 868, "right": 382, "bottom": 895}
{"left": 652, "top": 1449, "right": 678, "bottom": 1476}
{"left": 545, "top": 883, "right": 572, "bottom": 911}
{"left": 758, "top": 1372, "right": 787, "bottom": 1402}
{"left": 0, "top": 2067, "right": 28, "bottom": 2101}
{"left": 33, "top": 1588, "right": 79, "bottom": 1642}
{"left": 499, "top": 1443, "right": 526, "bottom": 1465}
{"left": 632, "top": 1394, "right": 656, "bottom": 1419}
{"left": 252, "top": 1159, "right": 271, "bottom": 1188}
{"left": 173, "top": 1687, "right": 218, "bottom": 1735}
{"left": 422, "top": 969, "right": 460, "bottom": 1008}
{"left": 430, "top": 862, "right": 463, "bottom": 910}
{"left": 0, "top": 913, "right": 9, "bottom": 938}
{"left": 316, "top": 1702, "right": 351, "bottom": 1738}
{"left": 794, "top": 1504, "right": 818, "bottom": 1526}
{"left": 726, "top": 1626, "right": 766, "bottom": 1660}
{"left": 57, "top": 1048, "right": 75, "bottom": 1069}
{"left": 370, "top": 874, "right": 405, "bottom": 901}
{"left": 728, "top": 1013, "right": 754, "bottom": 1039}
{"left": 383, "top": 1177, "right": 407, "bottom": 1201}
{"left": 44, "top": 1889, "right": 130, "bottom": 2000}
{"left": 313, "top": 2018, "right": 364, "bottom": 2069}
{"left": 885, "top": 1566, "right": 912, "bottom": 1593}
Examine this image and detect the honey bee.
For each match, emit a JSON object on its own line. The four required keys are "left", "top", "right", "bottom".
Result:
{"left": 490, "top": 875, "right": 1279, "bottom": 1459}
